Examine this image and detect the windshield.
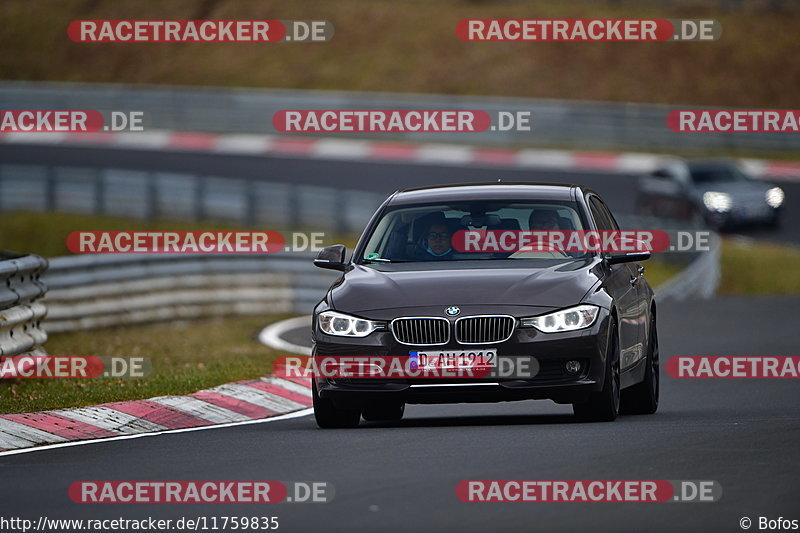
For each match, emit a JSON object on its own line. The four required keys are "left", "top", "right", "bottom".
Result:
{"left": 358, "top": 199, "right": 588, "bottom": 263}
{"left": 690, "top": 166, "right": 750, "bottom": 184}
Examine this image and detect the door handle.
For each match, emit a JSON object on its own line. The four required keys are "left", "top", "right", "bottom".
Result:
{"left": 630, "top": 275, "right": 639, "bottom": 286}
{"left": 637, "top": 265, "right": 645, "bottom": 275}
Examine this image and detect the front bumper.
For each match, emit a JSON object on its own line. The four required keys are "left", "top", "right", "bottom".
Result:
{"left": 706, "top": 203, "right": 779, "bottom": 228}
{"left": 313, "top": 308, "right": 611, "bottom": 406}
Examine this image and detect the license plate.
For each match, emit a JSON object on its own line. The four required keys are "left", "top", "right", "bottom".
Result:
{"left": 412, "top": 350, "right": 497, "bottom": 370}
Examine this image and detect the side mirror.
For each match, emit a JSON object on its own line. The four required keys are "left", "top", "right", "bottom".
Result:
{"left": 314, "top": 244, "right": 347, "bottom": 271}
{"left": 606, "top": 251, "right": 651, "bottom": 265}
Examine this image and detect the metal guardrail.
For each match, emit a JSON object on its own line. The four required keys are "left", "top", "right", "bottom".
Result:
{"left": 653, "top": 232, "right": 722, "bottom": 300}
{"left": 617, "top": 214, "right": 721, "bottom": 298}
{"left": 0, "top": 164, "right": 385, "bottom": 234}
{"left": 42, "top": 253, "right": 339, "bottom": 332}
{"left": 1, "top": 81, "right": 798, "bottom": 153}
{"left": 0, "top": 253, "right": 48, "bottom": 356}
{"left": 40, "top": 229, "right": 719, "bottom": 334}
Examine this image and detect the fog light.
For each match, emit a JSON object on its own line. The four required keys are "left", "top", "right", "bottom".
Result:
{"left": 565, "top": 360, "right": 581, "bottom": 374}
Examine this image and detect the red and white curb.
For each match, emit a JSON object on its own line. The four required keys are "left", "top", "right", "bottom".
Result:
{"left": 2, "top": 130, "right": 799, "bottom": 181}
{"left": 0, "top": 332, "right": 312, "bottom": 454}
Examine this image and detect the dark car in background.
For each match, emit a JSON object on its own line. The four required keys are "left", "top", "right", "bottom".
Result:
{"left": 310, "top": 183, "right": 659, "bottom": 428}
{"left": 635, "top": 159, "right": 784, "bottom": 230}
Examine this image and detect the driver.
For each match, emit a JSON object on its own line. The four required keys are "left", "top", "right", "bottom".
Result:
{"left": 414, "top": 219, "right": 454, "bottom": 260}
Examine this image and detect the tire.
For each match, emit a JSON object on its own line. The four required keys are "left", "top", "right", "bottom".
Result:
{"left": 573, "top": 320, "right": 620, "bottom": 422}
{"left": 620, "top": 313, "right": 659, "bottom": 415}
{"left": 362, "top": 402, "right": 405, "bottom": 422}
{"left": 312, "top": 379, "right": 361, "bottom": 429}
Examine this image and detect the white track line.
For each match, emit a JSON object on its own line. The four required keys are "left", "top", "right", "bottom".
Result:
{"left": 258, "top": 315, "right": 313, "bottom": 356}
{"left": 0, "top": 408, "right": 313, "bottom": 458}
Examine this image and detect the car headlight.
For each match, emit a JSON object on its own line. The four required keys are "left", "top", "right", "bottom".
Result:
{"left": 318, "top": 311, "right": 382, "bottom": 337}
{"left": 520, "top": 305, "right": 600, "bottom": 333}
{"left": 703, "top": 191, "right": 732, "bottom": 213}
{"left": 766, "top": 187, "right": 784, "bottom": 208}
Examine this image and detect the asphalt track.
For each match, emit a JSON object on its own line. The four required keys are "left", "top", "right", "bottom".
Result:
{"left": 1, "top": 295, "right": 799, "bottom": 532}
{"left": 1, "top": 144, "right": 799, "bottom": 245}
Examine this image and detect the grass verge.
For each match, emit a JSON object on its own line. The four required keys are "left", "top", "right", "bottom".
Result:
{"left": 719, "top": 238, "right": 800, "bottom": 295}
{"left": 0, "top": 315, "right": 294, "bottom": 414}
{"left": 645, "top": 260, "right": 684, "bottom": 289}
{"left": 0, "top": 210, "right": 358, "bottom": 258}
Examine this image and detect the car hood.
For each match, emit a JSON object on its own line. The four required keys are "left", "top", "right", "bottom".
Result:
{"left": 330, "top": 261, "right": 599, "bottom": 313}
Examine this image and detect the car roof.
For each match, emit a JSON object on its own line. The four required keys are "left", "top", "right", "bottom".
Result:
{"left": 388, "top": 182, "right": 580, "bottom": 205}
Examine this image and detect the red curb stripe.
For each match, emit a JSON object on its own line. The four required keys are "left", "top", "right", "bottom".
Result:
{"left": 369, "top": 142, "right": 419, "bottom": 160}
{"left": 573, "top": 152, "right": 620, "bottom": 169}
{"left": 103, "top": 400, "right": 214, "bottom": 429}
{"left": 269, "top": 137, "right": 317, "bottom": 155}
{"left": 472, "top": 147, "right": 518, "bottom": 165}
{"left": 280, "top": 376, "right": 312, "bottom": 388}
{"left": 190, "top": 391, "right": 279, "bottom": 419}
{"left": 245, "top": 381, "right": 312, "bottom": 406}
{"left": 0, "top": 412, "right": 118, "bottom": 440}
{"left": 764, "top": 162, "right": 800, "bottom": 178}
{"left": 167, "top": 132, "right": 217, "bottom": 151}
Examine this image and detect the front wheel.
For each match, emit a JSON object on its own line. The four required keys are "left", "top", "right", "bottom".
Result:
{"left": 573, "top": 320, "right": 620, "bottom": 422}
{"left": 312, "top": 380, "right": 361, "bottom": 429}
{"left": 620, "top": 313, "right": 659, "bottom": 415}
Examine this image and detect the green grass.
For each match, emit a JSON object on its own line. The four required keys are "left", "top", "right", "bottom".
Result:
{"left": 0, "top": 315, "right": 298, "bottom": 414}
{"left": 719, "top": 238, "right": 800, "bottom": 295}
{"left": 644, "top": 260, "right": 683, "bottom": 289}
{"left": 0, "top": 0, "right": 798, "bottom": 108}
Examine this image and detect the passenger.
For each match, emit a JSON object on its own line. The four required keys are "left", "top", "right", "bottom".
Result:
{"left": 529, "top": 209, "right": 561, "bottom": 230}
